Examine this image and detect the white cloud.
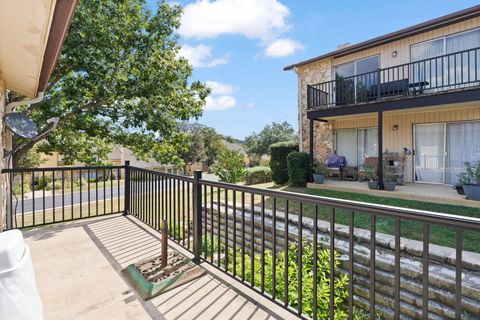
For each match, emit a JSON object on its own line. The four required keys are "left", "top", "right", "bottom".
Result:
{"left": 205, "top": 81, "right": 235, "bottom": 95}
{"left": 204, "top": 81, "right": 236, "bottom": 111}
{"left": 180, "top": 0, "right": 290, "bottom": 42}
{"left": 178, "top": 44, "right": 229, "bottom": 68}
{"left": 264, "top": 38, "right": 304, "bottom": 58}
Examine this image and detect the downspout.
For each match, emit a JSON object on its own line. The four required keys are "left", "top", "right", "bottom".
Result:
{"left": 6, "top": 91, "right": 44, "bottom": 112}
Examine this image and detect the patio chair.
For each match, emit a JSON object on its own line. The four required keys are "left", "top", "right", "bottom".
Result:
{"left": 358, "top": 157, "right": 379, "bottom": 181}
{"left": 326, "top": 155, "right": 346, "bottom": 180}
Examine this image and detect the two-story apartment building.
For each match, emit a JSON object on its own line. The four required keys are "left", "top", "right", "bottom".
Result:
{"left": 285, "top": 5, "right": 480, "bottom": 188}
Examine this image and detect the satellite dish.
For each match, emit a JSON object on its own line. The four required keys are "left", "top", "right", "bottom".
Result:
{"left": 5, "top": 112, "right": 39, "bottom": 139}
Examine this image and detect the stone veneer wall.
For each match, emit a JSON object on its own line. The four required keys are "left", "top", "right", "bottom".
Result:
{"left": 0, "top": 77, "right": 6, "bottom": 231}
{"left": 296, "top": 60, "right": 334, "bottom": 162}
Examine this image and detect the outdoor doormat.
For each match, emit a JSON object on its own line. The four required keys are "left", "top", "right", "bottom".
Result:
{"left": 121, "top": 251, "right": 206, "bottom": 300}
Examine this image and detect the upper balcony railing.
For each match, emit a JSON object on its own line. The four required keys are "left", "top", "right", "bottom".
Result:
{"left": 307, "top": 47, "right": 480, "bottom": 109}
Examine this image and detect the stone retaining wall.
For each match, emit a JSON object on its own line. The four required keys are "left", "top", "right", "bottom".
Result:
{"left": 203, "top": 202, "right": 480, "bottom": 320}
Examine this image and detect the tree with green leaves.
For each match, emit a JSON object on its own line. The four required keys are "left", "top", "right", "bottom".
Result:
{"left": 176, "top": 123, "right": 223, "bottom": 171}
{"left": 213, "top": 148, "right": 245, "bottom": 183}
{"left": 11, "top": 0, "right": 209, "bottom": 167}
{"left": 244, "top": 122, "right": 297, "bottom": 160}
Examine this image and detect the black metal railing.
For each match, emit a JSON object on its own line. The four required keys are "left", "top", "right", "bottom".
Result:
{"left": 3, "top": 164, "right": 126, "bottom": 229}
{"left": 308, "top": 47, "right": 480, "bottom": 109}
{"left": 3, "top": 164, "right": 480, "bottom": 319}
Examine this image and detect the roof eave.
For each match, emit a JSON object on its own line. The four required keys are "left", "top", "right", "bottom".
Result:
{"left": 284, "top": 4, "right": 480, "bottom": 71}
{"left": 36, "top": 0, "right": 78, "bottom": 95}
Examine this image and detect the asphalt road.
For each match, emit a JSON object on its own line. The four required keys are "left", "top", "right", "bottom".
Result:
{"left": 12, "top": 174, "right": 218, "bottom": 215}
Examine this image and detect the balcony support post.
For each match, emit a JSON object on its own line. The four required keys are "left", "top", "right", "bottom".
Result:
{"left": 309, "top": 119, "right": 314, "bottom": 183}
{"left": 377, "top": 111, "right": 384, "bottom": 190}
{"left": 192, "top": 170, "right": 203, "bottom": 262}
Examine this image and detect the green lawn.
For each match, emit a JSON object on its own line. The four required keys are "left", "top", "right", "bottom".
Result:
{"left": 258, "top": 183, "right": 480, "bottom": 253}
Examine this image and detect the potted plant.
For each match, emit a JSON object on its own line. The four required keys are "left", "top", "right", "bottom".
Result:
{"left": 364, "top": 165, "right": 378, "bottom": 190}
{"left": 461, "top": 161, "right": 480, "bottom": 201}
{"left": 383, "top": 173, "right": 396, "bottom": 191}
{"left": 455, "top": 172, "right": 469, "bottom": 195}
{"left": 313, "top": 161, "right": 328, "bottom": 184}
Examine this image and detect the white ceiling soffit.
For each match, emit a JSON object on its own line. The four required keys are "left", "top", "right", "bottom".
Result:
{"left": 0, "top": 0, "right": 57, "bottom": 97}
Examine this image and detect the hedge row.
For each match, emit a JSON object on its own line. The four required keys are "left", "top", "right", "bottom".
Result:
{"left": 244, "top": 166, "right": 272, "bottom": 185}
{"left": 269, "top": 141, "right": 298, "bottom": 184}
{"left": 287, "top": 152, "right": 310, "bottom": 187}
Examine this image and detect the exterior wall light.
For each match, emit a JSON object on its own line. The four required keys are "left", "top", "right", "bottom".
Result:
{"left": 392, "top": 50, "right": 398, "bottom": 57}
{"left": 392, "top": 124, "right": 399, "bottom": 131}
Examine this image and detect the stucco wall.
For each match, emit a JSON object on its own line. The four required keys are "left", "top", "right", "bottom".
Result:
{"left": 0, "top": 77, "right": 6, "bottom": 230}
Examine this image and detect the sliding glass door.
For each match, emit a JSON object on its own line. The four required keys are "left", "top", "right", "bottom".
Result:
{"left": 446, "top": 121, "right": 480, "bottom": 184}
{"left": 414, "top": 124, "right": 445, "bottom": 184}
{"left": 335, "top": 56, "right": 379, "bottom": 105}
{"left": 335, "top": 128, "right": 378, "bottom": 167}
{"left": 414, "top": 121, "right": 480, "bottom": 184}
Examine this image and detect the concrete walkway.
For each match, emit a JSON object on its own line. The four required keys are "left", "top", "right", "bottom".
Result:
{"left": 308, "top": 180, "right": 480, "bottom": 208}
{"left": 24, "top": 215, "right": 297, "bottom": 320}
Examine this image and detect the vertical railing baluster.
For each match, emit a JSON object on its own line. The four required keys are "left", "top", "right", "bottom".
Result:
{"left": 370, "top": 215, "right": 376, "bottom": 320}
{"left": 21, "top": 173, "right": 25, "bottom": 228}
{"left": 95, "top": 169, "right": 99, "bottom": 216}
{"left": 330, "top": 208, "right": 335, "bottom": 320}
{"left": 313, "top": 204, "right": 318, "bottom": 320}
{"left": 32, "top": 172, "right": 35, "bottom": 226}
{"left": 250, "top": 192, "right": 255, "bottom": 287}
{"left": 103, "top": 168, "right": 106, "bottom": 216}
{"left": 260, "top": 195, "right": 265, "bottom": 293}
{"left": 217, "top": 187, "right": 221, "bottom": 264}
{"left": 298, "top": 202, "right": 303, "bottom": 316}
{"left": 455, "top": 229, "right": 463, "bottom": 319}
{"left": 117, "top": 168, "right": 121, "bottom": 212}
{"left": 87, "top": 169, "right": 91, "bottom": 217}
{"left": 284, "top": 200, "right": 289, "bottom": 307}
{"left": 225, "top": 188, "right": 229, "bottom": 271}
{"left": 52, "top": 170, "right": 55, "bottom": 223}
{"left": 233, "top": 190, "right": 237, "bottom": 277}
{"left": 241, "top": 191, "right": 245, "bottom": 280}
{"left": 79, "top": 169, "right": 82, "bottom": 218}
{"left": 423, "top": 224, "right": 429, "bottom": 318}
{"left": 110, "top": 169, "right": 113, "bottom": 214}
{"left": 187, "top": 180, "right": 191, "bottom": 250}
{"left": 169, "top": 177, "right": 172, "bottom": 237}
{"left": 349, "top": 211, "right": 354, "bottom": 320}
{"left": 61, "top": 171, "right": 64, "bottom": 222}
{"left": 272, "top": 197, "right": 277, "bottom": 300}
{"left": 204, "top": 184, "right": 207, "bottom": 255}
{"left": 210, "top": 185, "right": 214, "bottom": 262}
{"left": 394, "top": 218, "right": 401, "bottom": 319}
{"left": 42, "top": 171, "right": 45, "bottom": 224}
{"left": 182, "top": 180, "right": 186, "bottom": 244}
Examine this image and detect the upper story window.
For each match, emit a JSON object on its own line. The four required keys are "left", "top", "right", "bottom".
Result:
{"left": 411, "top": 28, "right": 480, "bottom": 61}
{"left": 335, "top": 56, "right": 379, "bottom": 78}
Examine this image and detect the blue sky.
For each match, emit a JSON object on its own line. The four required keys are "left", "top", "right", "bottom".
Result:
{"left": 147, "top": 0, "right": 479, "bottom": 140}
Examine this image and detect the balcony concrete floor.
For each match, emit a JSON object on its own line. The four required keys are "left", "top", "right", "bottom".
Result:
{"left": 24, "top": 215, "right": 297, "bottom": 320}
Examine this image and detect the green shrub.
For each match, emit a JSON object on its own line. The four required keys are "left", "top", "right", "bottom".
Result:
{"left": 44, "top": 181, "right": 64, "bottom": 191}
{"left": 259, "top": 158, "right": 270, "bottom": 167}
{"left": 244, "top": 166, "right": 272, "bottom": 185}
{"left": 213, "top": 148, "right": 245, "bottom": 183}
{"left": 269, "top": 140, "right": 298, "bottom": 184}
{"left": 34, "top": 176, "right": 52, "bottom": 190}
{"left": 12, "top": 182, "right": 31, "bottom": 196}
{"left": 287, "top": 151, "right": 310, "bottom": 187}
